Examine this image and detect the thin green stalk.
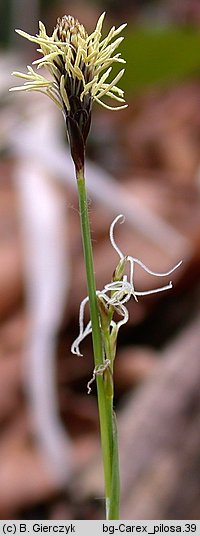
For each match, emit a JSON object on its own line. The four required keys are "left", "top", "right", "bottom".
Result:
{"left": 103, "top": 327, "right": 120, "bottom": 520}
{"left": 76, "top": 167, "right": 119, "bottom": 519}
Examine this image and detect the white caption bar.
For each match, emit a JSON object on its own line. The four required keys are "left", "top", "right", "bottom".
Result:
{"left": 0, "top": 521, "right": 199, "bottom": 536}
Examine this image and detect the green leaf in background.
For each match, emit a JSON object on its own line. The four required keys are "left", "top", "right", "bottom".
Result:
{"left": 119, "top": 26, "right": 200, "bottom": 93}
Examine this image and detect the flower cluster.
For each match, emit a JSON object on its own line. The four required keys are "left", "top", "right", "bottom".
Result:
{"left": 71, "top": 215, "right": 182, "bottom": 392}
{"left": 10, "top": 13, "right": 127, "bottom": 171}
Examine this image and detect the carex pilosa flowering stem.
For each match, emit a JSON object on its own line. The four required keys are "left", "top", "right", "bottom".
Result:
{"left": 11, "top": 13, "right": 128, "bottom": 519}
{"left": 10, "top": 13, "right": 127, "bottom": 172}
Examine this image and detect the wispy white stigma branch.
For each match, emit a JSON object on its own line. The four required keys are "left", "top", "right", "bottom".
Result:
{"left": 87, "top": 359, "right": 111, "bottom": 395}
{"left": 71, "top": 296, "right": 91, "bottom": 356}
{"left": 109, "top": 214, "right": 125, "bottom": 259}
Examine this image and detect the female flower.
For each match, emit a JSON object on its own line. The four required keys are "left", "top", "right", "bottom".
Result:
{"left": 10, "top": 13, "right": 127, "bottom": 171}
{"left": 71, "top": 214, "right": 182, "bottom": 363}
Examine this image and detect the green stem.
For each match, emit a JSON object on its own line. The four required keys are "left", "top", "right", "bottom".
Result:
{"left": 103, "top": 327, "right": 120, "bottom": 520}
{"left": 76, "top": 168, "right": 118, "bottom": 519}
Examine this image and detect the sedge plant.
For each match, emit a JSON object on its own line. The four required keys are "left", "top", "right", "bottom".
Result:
{"left": 10, "top": 13, "right": 181, "bottom": 519}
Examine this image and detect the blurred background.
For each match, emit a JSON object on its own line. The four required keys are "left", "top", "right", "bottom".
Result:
{"left": 0, "top": 0, "right": 200, "bottom": 520}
